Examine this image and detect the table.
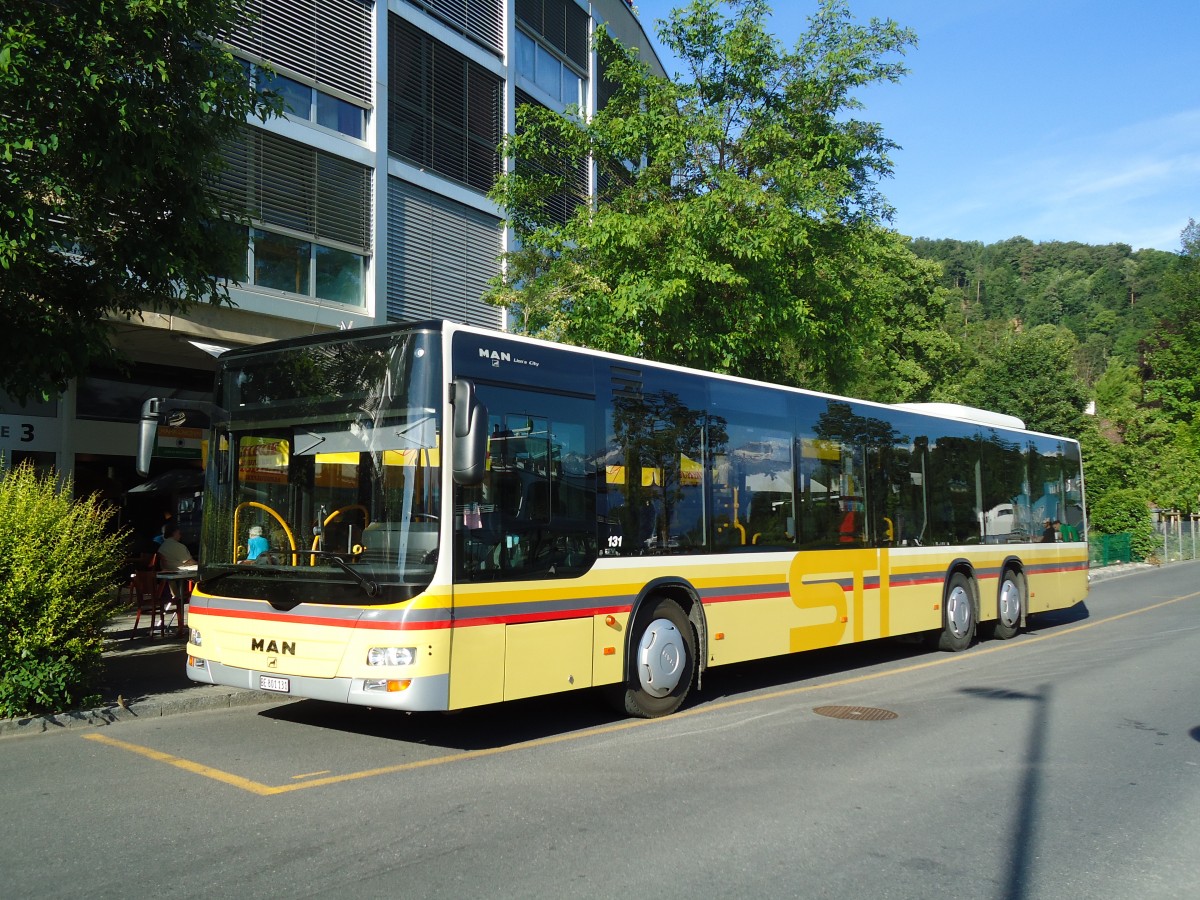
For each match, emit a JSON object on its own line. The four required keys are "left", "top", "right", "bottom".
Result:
{"left": 156, "top": 571, "right": 195, "bottom": 636}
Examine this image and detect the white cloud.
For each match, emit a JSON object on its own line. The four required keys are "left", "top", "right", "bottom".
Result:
{"left": 891, "top": 108, "right": 1200, "bottom": 250}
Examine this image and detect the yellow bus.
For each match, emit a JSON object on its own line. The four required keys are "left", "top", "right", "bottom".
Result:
{"left": 136, "top": 320, "right": 1088, "bottom": 718}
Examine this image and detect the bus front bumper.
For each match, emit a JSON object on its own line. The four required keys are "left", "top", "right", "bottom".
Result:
{"left": 186, "top": 657, "right": 450, "bottom": 711}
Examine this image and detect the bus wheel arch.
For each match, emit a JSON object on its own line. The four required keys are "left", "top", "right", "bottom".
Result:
{"left": 936, "top": 565, "right": 977, "bottom": 652}
{"left": 615, "top": 581, "right": 703, "bottom": 718}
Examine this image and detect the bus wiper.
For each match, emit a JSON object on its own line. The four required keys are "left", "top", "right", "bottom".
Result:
{"left": 307, "top": 551, "right": 381, "bottom": 598}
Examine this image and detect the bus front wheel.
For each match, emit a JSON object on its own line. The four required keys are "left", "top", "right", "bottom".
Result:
{"left": 618, "top": 597, "right": 695, "bottom": 718}
{"left": 937, "top": 573, "right": 976, "bottom": 652}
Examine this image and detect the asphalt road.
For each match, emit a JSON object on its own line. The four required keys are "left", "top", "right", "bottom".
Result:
{"left": 2, "top": 562, "right": 1198, "bottom": 900}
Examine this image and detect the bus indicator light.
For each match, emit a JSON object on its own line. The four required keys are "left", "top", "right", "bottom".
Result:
{"left": 603, "top": 647, "right": 615, "bottom": 655}
{"left": 364, "top": 678, "right": 411, "bottom": 693}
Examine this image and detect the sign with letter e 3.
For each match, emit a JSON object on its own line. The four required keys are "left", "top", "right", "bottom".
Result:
{"left": 0, "top": 415, "right": 61, "bottom": 452}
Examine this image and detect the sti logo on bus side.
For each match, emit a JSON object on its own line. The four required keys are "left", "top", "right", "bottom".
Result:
{"left": 251, "top": 638, "right": 296, "bottom": 655}
{"left": 479, "top": 347, "right": 511, "bottom": 367}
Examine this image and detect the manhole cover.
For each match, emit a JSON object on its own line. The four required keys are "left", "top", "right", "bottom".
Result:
{"left": 813, "top": 705, "right": 898, "bottom": 721}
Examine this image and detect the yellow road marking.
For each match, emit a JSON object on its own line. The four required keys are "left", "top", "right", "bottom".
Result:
{"left": 83, "top": 590, "right": 1199, "bottom": 795}
{"left": 83, "top": 732, "right": 280, "bottom": 796}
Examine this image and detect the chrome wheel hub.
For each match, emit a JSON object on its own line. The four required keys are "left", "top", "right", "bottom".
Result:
{"left": 636, "top": 618, "right": 686, "bottom": 697}
{"left": 999, "top": 578, "right": 1021, "bottom": 628}
{"left": 946, "top": 585, "right": 973, "bottom": 638}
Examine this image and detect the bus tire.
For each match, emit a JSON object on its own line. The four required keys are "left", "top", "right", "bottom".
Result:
{"left": 937, "top": 573, "right": 976, "bottom": 652}
{"left": 992, "top": 570, "right": 1024, "bottom": 640}
{"left": 619, "top": 597, "right": 695, "bottom": 718}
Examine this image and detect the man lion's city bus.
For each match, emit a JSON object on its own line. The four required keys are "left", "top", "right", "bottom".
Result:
{"left": 137, "top": 320, "right": 1088, "bottom": 718}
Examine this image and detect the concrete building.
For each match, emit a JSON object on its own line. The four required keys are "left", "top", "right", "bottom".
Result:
{"left": 0, "top": 0, "right": 663, "bottom": 544}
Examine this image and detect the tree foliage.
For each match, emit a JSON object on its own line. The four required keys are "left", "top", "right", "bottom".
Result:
{"left": 910, "top": 219, "right": 1200, "bottom": 522}
{"left": 489, "top": 0, "right": 919, "bottom": 392}
{"left": 0, "top": 458, "right": 127, "bottom": 717}
{"left": 954, "top": 323, "right": 1089, "bottom": 438}
{"left": 0, "top": 0, "right": 276, "bottom": 403}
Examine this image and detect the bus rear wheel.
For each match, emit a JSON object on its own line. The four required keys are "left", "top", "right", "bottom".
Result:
{"left": 936, "top": 573, "right": 976, "bottom": 652}
{"left": 618, "top": 597, "right": 695, "bottom": 718}
{"left": 992, "top": 570, "right": 1024, "bottom": 640}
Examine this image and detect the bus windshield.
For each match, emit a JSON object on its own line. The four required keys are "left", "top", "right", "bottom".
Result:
{"left": 199, "top": 328, "right": 442, "bottom": 605}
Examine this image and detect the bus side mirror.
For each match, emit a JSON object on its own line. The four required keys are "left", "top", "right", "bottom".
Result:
{"left": 136, "top": 398, "right": 162, "bottom": 477}
{"left": 452, "top": 379, "right": 487, "bottom": 485}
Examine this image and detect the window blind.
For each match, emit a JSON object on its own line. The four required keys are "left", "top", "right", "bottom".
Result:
{"left": 227, "top": 0, "right": 374, "bottom": 104}
{"left": 386, "top": 178, "right": 502, "bottom": 328}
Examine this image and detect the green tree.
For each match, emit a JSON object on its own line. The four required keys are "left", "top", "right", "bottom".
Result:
{"left": 0, "top": 0, "right": 276, "bottom": 403}
{"left": 1141, "top": 220, "right": 1200, "bottom": 423}
{"left": 488, "top": 0, "right": 920, "bottom": 392}
{"left": 842, "top": 231, "right": 965, "bottom": 403}
{"left": 956, "top": 323, "right": 1089, "bottom": 437}
{"left": 1135, "top": 220, "right": 1200, "bottom": 512}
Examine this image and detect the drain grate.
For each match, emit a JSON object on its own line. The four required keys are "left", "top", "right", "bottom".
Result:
{"left": 813, "top": 705, "right": 898, "bottom": 721}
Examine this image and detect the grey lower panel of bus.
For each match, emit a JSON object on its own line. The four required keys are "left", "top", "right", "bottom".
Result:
{"left": 188, "top": 660, "right": 451, "bottom": 711}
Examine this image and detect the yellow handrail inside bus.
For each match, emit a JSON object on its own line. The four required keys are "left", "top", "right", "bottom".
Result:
{"left": 309, "top": 504, "right": 370, "bottom": 565}
{"left": 234, "top": 501, "right": 298, "bottom": 565}
{"left": 732, "top": 487, "right": 747, "bottom": 545}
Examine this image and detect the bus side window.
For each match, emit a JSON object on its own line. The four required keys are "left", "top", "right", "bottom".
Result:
{"left": 456, "top": 386, "right": 598, "bottom": 581}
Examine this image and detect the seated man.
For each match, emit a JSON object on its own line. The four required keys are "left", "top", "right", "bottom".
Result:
{"left": 157, "top": 524, "right": 197, "bottom": 602}
{"left": 158, "top": 524, "right": 197, "bottom": 570}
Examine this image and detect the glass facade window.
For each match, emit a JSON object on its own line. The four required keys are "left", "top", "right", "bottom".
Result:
{"left": 265, "top": 71, "right": 313, "bottom": 118}
{"left": 317, "top": 92, "right": 364, "bottom": 139}
{"left": 535, "top": 42, "right": 561, "bottom": 98}
{"left": 245, "top": 229, "right": 366, "bottom": 306}
{"left": 515, "top": 0, "right": 589, "bottom": 70}
{"left": 315, "top": 244, "right": 364, "bottom": 305}
{"left": 516, "top": 28, "right": 583, "bottom": 108}
{"left": 253, "top": 229, "right": 312, "bottom": 296}
{"left": 516, "top": 27, "right": 535, "bottom": 77}
{"left": 259, "top": 67, "right": 365, "bottom": 139}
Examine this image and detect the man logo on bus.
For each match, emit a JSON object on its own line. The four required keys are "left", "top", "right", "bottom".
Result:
{"left": 479, "top": 347, "right": 511, "bottom": 367}
{"left": 251, "top": 638, "right": 296, "bottom": 655}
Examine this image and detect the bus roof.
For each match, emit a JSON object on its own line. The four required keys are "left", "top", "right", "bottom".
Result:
{"left": 891, "top": 402, "right": 1026, "bottom": 431}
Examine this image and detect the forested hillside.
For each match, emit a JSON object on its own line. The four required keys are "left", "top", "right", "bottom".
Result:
{"left": 897, "top": 222, "right": 1200, "bottom": 537}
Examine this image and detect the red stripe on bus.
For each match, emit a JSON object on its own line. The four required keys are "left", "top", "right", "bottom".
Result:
{"left": 192, "top": 601, "right": 633, "bottom": 630}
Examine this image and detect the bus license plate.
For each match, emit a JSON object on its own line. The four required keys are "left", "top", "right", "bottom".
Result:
{"left": 259, "top": 675, "right": 290, "bottom": 693}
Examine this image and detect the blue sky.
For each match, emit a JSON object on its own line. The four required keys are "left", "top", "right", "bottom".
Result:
{"left": 628, "top": 0, "right": 1199, "bottom": 252}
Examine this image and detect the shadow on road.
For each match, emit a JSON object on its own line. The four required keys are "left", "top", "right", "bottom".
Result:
{"left": 958, "top": 682, "right": 1052, "bottom": 900}
{"left": 258, "top": 604, "right": 1091, "bottom": 752}
{"left": 1025, "top": 600, "right": 1090, "bottom": 631}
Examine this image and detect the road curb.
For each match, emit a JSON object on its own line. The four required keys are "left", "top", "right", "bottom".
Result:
{"left": 0, "top": 688, "right": 284, "bottom": 740}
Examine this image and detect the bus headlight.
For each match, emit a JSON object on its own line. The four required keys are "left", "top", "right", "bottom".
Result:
{"left": 367, "top": 646, "right": 417, "bottom": 667}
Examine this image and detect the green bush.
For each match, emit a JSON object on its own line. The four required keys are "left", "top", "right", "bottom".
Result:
{"left": 1088, "top": 488, "right": 1157, "bottom": 562}
{"left": 0, "top": 459, "right": 127, "bottom": 717}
